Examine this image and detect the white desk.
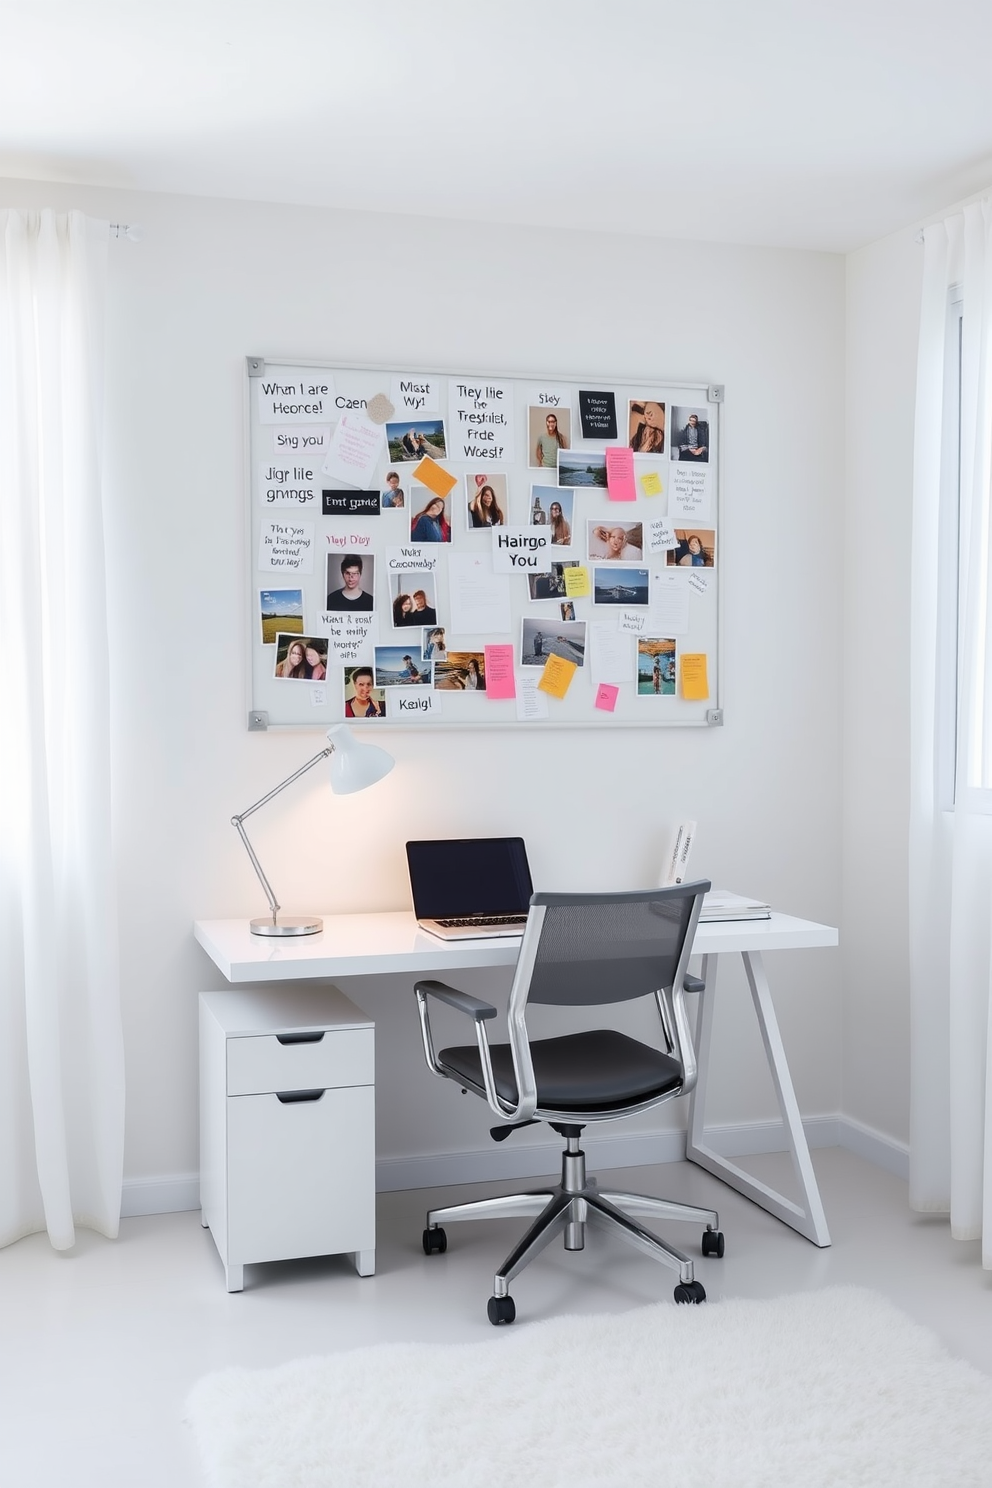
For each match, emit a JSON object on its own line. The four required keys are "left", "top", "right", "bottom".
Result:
{"left": 194, "top": 909, "right": 838, "bottom": 1247}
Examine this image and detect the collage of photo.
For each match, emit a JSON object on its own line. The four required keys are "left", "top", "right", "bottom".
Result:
{"left": 257, "top": 375, "right": 716, "bottom": 718}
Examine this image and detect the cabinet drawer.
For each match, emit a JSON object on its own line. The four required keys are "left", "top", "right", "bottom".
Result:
{"left": 227, "top": 1085, "right": 375, "bottom": 1264}
{"left": 227, "top": 1028, "right": 373, "bottom": 1095}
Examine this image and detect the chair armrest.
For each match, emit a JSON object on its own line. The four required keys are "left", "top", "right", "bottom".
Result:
{"left": 415, "top": 979, "right": 497, "bottom": 1021}
{"left": 684, "top": 974, "right": 705, "bottom": 995}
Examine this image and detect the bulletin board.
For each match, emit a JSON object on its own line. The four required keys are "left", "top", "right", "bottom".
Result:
{"left": 245, "top": 357, "right": 723, "bottom": 730}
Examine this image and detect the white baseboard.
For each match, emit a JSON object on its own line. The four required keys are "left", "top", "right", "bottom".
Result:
{"left": 832, "top": 1115, "right": 909, "bottom": 1180}
{"left": 120, "top": 1173, "right": 200, "bottom": 1218}
{"left": 119, "top": 1114, "right": 910, "bottom": 1216}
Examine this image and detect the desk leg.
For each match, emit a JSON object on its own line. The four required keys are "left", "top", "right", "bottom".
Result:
{"left": 686, "top": 950, "right": 831, "bottom": 1248}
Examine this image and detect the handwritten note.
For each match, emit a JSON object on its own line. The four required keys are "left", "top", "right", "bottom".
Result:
{"left": 321, "top": 613, "right": 374, "bottom": 665}
{"left": 594, "top": 682, "right": 619, "bottom": 712}
{"left": 688, "top": 570, "right": 710, "bottom": 595}
{"left": 484, "top": 644, "right": 516, "bottom": 699}
{"left": 258, "top": 519, "right": 314, "bottom": 573}
{"left": 563, "top": 565, "right": 591, "bottom": 598}
{"left": 538, "top": 654, "right": 577, "bottom": 699}
{"left": 671, "top": 464, "right": 711, "bottom": 521}
{"left": 647, "top": 516, "right": 679, "bottom": 553}
{"left": 386, "top": 545, "right": 438, "bottom": 574}
{"left": 516, "top": 675, "right": 549, "bottom": 721}
{"left": 639, "top": 469, "right": 664, "bottom": 497}
{"left": 651, "top": 570, "right": 691, "bottom": 634}
{"left": 449, "top": 379, "right": 514, "bottom": 462}
{"left": 590, "top": 623, "right": 634, "bottom": 682}
{"left": 528, "top": 384, "right": 571, "bottom": 410}
{"left": 390, "top": 374, "right": 440, "bottom": 414}
{"left": 680, "top": 653, "right": 709, "bottom": 700}
{"left": 394, "top": 690, "right": 440, "bottom": 720}
{"left": 492, "top": 527, "right": 552, "bottom": 573}
{"left": 413, "top": 456, "right": 458, "bottom": 499}
{"left": 259, "top": 461, "right": 317, "bottom": 509}
{"left": 618, "top": 609, "right": 647, "bottom": 634}
{"left": 272, "top": 425, "right": 331, "bottom": 456}
{"left": 258, "top": 374, "right": 334, "bottom": 424}
{"left": 578, "top": 389, "right": 618, "bottom": 440}
{"left": 605, "top": 447, "right": 637, "bottom": 501}
{"left": 323, "top": 412, "right": 384, "bottom": 487}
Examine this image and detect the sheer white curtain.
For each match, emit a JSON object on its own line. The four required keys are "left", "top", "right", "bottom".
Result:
{"left": 0, "top": 209, "right": 124, "bottom": 1249}
{"left": 910, "top": 201, "right": 992, "bottom": 1266}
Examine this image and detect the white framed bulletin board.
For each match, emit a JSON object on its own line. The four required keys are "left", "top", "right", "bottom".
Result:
{"left": 245, "top": 357, "right": 723, "bottom": 730}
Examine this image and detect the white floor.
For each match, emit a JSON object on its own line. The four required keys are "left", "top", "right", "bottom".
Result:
{"left": 2, "top": 1148, "right": 990, "bottom": 1488}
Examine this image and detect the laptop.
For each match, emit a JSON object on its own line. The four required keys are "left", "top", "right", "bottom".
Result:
{"left": 406, "top": 837, "right": 534, "bottom": 941}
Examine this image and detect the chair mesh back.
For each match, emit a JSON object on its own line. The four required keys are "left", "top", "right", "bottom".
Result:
{"left": 527, "top": 891, "right": 696, "bottom": 1006}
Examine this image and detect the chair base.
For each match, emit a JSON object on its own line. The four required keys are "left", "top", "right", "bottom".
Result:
{"left": 425, "top": 1133, "right": 721, "bottom": 1309}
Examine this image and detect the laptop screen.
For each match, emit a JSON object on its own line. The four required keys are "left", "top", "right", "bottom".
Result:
{"left": 406, "top": 837, "right": 533, "bottom": 920}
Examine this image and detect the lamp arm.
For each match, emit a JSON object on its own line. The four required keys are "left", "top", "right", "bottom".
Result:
{"left": 231, "top": 745, "right": 334, "bottom": 922}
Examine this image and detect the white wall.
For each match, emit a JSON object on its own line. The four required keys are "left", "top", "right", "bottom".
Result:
{"left": 841, "top": 226, "right": 924, "bottom": 1149}
{"left": 0, "top": 180, "right": 846, "bottom": 1190}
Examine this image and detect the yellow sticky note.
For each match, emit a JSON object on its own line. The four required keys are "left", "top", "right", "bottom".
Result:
{"left": 537, "top": 654, "right": 577, "bottom": 699}
{"left": 563, "top": 565, "right": 591, "bottom": 598}
{"left": 680, "top": 653, "right": 709, "bottom": 701}
{"left": 413, "top": 456, "right": 458, "bottom": 499}
{"left": 639, "top": 470, "right": 663, "bottom": 497}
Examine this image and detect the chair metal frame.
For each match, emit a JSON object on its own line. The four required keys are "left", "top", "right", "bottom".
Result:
{"left": 415, "top": 884, "right": 722, "bottom": 1317}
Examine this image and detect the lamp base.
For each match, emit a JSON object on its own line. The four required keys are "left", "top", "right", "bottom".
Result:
{"left": 249, "top": 915, "right": 323, "bottom": 937}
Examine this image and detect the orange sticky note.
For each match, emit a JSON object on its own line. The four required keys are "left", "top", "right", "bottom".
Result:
{"left": 413, "top": 457, "right": 458, "bottom": 499}
{"left": 680, "top": 653, "right": 709, "bottom": 700}
{"left": 639, "top": 470, "right": 663, "bottom": 497}
{"left": 537, "top": 654, "right": 577, "bottom": 699}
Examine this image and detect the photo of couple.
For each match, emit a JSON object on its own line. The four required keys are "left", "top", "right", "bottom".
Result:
{"left": 273, "top": 633, "right": 328, "bottom": 681}
{"left": 391, "top": 575, "right": 438, "bottom": 628}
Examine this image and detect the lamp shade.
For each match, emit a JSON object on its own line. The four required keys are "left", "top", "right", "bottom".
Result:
{"left": 326, "top": 724, "right": 394, "bottom": 795}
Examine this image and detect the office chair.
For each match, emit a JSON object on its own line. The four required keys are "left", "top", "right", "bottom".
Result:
{"left": 415, "top": 883, "right": 724, "bottom": 1324}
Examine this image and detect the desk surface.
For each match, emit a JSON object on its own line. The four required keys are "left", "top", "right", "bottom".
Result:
{"left": 194, "top": 910, "right": 838, "bottom": 984}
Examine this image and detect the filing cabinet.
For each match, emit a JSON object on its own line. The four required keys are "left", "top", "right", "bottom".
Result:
{"left": 199, "top": 984, "right": 374, "bottom": 1291}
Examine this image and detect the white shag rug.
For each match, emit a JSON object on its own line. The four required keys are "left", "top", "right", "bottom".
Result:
{"left": 185, "top": 1287, "right": 992, "bottom": 1488}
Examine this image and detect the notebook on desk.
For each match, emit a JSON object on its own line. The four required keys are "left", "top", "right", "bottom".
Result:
{"left": 406, "top": 837, "right": 534, "bottom": 940}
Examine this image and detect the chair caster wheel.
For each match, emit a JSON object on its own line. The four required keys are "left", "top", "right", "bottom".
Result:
{"left": 674, "top": 1280, "right": 706, "bottom": 1304}
{"left": 487, "top": 1294, "right": 516, "bottom": 1325}
{"left": 422, "top": 1226, "right": 447, "bottom": 1255}
{"left": 701, "top": 1229, "right": 725, "bottom": 1258}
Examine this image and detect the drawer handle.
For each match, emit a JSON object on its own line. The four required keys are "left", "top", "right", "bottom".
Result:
{"left": 275, "top": 1031, "right": 325, "bottom": 1045}
{"left": 275, "top": 1088, "right": 325, "bottom": 1103}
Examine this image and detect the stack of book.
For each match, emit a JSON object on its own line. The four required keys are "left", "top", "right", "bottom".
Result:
{"left": 698, "top": 889, "right": 771, "bottom": 923}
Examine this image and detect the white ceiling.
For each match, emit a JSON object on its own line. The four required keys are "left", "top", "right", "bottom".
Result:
{"left": 2, "top": 0, "right": 991, "bottom": 253}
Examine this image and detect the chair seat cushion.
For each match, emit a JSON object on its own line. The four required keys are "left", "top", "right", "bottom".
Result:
{"left": 437, "top": 1029, "right": 683, "bottom": 1111}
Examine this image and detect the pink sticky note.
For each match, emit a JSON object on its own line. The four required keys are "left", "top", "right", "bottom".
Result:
{"left": 605, "top": 447, "right": 637, "bottom": 501}
{"left": 595, "top": 682, "right": 619, "bottom": 713}
{"left": 484, "top": 644, "right": 516, "bottom": 699}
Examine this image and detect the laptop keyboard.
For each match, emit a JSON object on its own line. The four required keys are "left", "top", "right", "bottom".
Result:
{"left": 434, "top": 914, "right": 529, "bottom": 928}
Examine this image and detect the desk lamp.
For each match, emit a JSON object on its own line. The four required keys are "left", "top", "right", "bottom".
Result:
{"left": 232, "top": 724, "right": 394, "bottom": 937}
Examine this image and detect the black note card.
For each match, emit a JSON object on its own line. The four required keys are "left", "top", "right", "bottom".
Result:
{"left": 322, "top": 490, "right": 381, "bottom": 517}
{"left": 578, "top": 390, "right": 618, "bottom": 440}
